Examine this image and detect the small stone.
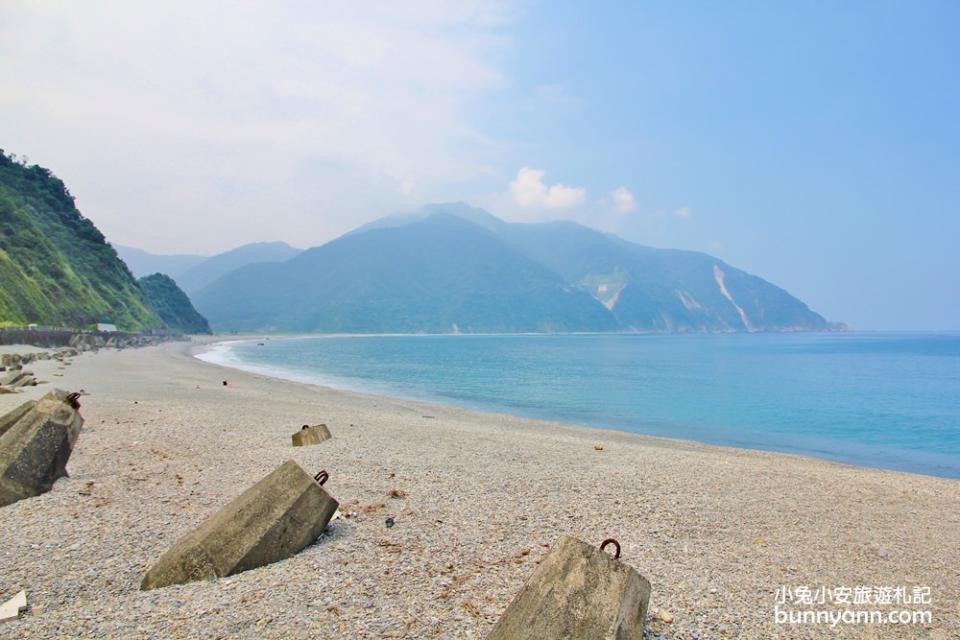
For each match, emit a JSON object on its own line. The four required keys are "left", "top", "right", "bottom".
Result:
{"left": 385, "top": 517, "right": 395, "bottom": 528}
{"left": 878, "top": 547, "right": 890, "bottom": 558}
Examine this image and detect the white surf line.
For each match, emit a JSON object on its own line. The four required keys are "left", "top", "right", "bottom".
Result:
{"left": 713, "top": 264, "right": 753, "bottom": 331}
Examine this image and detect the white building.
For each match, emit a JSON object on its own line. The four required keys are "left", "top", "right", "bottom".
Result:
{"left": 96, "top": 323, "right": 118, "bottom": 332}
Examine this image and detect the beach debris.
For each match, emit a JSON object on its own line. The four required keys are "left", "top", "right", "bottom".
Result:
{"left": 0, "top": 590, "right": 27, "bottom": 623}
{"left": 0, "top": 389, "right": 84, "bottom": 507}
{"left": 291, "top": 423, "right": 332, "bottom": 447}
{"left": 594, "top": 443, "right": 604, "bottom": 451}
{"left": 385, "top": 517, "right": 395, "bottom": 528}
{"left": 140, "top": 459, "right": 339, "bottom": 590}
{"left": 656, "top": 609, "right": 674, "bottom": 623}
{"left": 377, "top": 538, "right": 402, "bottom": 553}
{"left": 486, "top": 535, "right": 651, "bottom": 640}
{"left": 388, "top": 488, "right": 407, "bottom": 499}
{"left": 222, "top": 380, "right": 228, "bottom": 386}
{"left": 877, "top": 547, "right": 890, "bottom": 558}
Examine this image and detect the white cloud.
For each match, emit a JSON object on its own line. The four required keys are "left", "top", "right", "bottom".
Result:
{"left": 609, "top": 186, "right": 636, "bottom": 213}
{"left": 508, "top": 167, "right": 586, "bottom": 210}
{"left": 0, "top": 1, "right": 513, "bottom": 253}
{"left": 673, "top": 207, "right": 691, "bottom": 219}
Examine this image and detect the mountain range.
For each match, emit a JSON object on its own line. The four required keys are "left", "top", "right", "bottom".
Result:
{"left": 0, "top": 149, "right": 833, "bottom": 335}
{"left": 192, "top": 203, "right": 833, "bottom": 333}
{"left": 115, "top": 241, "right": 302, "bottom": 294}
{"left": 113, "top": 245, "right": 206, "bottom": 281}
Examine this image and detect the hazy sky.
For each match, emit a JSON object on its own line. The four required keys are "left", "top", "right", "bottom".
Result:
{"left": 2, "top": 1, "right": 958, "bottom": 330}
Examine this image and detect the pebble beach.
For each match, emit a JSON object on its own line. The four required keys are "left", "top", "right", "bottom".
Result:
{"left": 0, "top": 338, "right": 958, "bottom": 639}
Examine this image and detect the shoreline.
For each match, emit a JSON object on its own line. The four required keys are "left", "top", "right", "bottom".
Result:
{"left": 194, "top": 335, "right": 959, "bottom": 481}
{"left": 0, "top": 339, "right": 957, "bottom": 638}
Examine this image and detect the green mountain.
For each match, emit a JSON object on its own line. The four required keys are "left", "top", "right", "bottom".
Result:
{"left": 195, "top": 203, "right": 833, "bottom": 333}
{"left": 0, "top": 151, "right": 162, "bottom": 330}
{"left": 174, "top": 241, "right": 302, "bottom": 294}
{"left": 138, "top": 273, "right": 212, "bottom": 334}
{"left": 114, "top": 245, "right": 206, "bottom": 279}
{"left": 195, "top": 214, "right": 615, "bottom": 332}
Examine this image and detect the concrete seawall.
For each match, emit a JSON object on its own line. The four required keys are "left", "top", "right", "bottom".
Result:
{"left": 0, "top": 328, "right": 184, "bottom": 350}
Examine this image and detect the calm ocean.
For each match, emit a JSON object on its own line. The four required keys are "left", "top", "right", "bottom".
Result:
{"left": 198, "top": 333, "right": 960, "bottom": 478}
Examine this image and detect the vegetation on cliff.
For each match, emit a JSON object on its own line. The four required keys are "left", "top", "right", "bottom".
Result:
{"left": 138, "top": 273, "right": 212, "bottom": 334}
{"left": 0, "top": 150, "right": 162, "bottom": 330}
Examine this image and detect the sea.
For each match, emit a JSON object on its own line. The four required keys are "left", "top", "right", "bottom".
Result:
{"left": 197, "top": 332, "right": 960, "bottom": 479}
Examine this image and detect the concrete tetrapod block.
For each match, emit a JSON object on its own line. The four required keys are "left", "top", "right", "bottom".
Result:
{"left": 0, "top": 371, "right": 28, "bottom": 387}
{"left": 0, "top": 389, "right": 83, "bottom": 507}
{"left": 0, "top": 401, "right": 35, "bottom": 440}
{"left": 486, "top": 535, "right": 651, "bottom": 640}
{"left": 0, "top": 590, "right": 27, "bottom": 623}
{"left": 291, "top": 423, "right": 332, "bottom": 447}
{"left": 141, "top": 459, "right": 339, "bottom": 590}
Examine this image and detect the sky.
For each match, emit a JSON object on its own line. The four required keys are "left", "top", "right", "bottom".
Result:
{"left": 1, "top": 1, "right": 958, "bottom": 330}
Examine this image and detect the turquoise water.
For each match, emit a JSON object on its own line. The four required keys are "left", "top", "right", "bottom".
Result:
{"left": 202, "top": 333, "right": 960, "bottom": 478}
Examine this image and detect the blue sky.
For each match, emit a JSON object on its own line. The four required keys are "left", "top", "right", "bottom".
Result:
{"left": 1, "top": 1, "right": 957, "bottom": 329}
{"left": 476, "top": 2, "right": 959, "bottom": 330}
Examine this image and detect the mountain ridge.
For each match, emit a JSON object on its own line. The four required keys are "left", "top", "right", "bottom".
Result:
{"left": 194, "top": 203, "right": 834, "bottom": 333}
{"left": 174, "top": 241, "right": 302, "bottom": 294}
{"left": 114, "top": 245, "right": 207, "bottom": 279}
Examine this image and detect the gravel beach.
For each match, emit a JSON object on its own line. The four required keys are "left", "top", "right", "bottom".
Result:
{"left": 0, "top": 339, "right": 957, "bottom": 639}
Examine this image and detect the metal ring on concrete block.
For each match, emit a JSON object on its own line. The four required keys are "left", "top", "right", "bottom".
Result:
{"left": 314, "top": 470, "right": 329, "bottom": 485}
{"left": 600, "top": 538, "right": 621, "bottom": 559}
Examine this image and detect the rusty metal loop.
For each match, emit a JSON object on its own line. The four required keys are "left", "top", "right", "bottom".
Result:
{"left": 66, "top": 392, "right": 81, "bottom": 410}
{"left": 600, "top": 538, "right": 621, "bottom": 560}
{"left": 314, "top": 470, "right": 329, "bottom": 486}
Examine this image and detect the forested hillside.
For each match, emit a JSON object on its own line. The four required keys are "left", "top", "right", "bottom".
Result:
{"left": 0, "top": 150, "right": 162, "bottom": 330}
{"left": 138, "top": 273, "right": 211, "bottom": 334}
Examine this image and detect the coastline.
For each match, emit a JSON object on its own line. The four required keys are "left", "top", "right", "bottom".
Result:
{"left": 195, "top": 334, "right": 960, "bottom": 480}
{"left": 0, "top": 339, "right": 956, "bottom": 638}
